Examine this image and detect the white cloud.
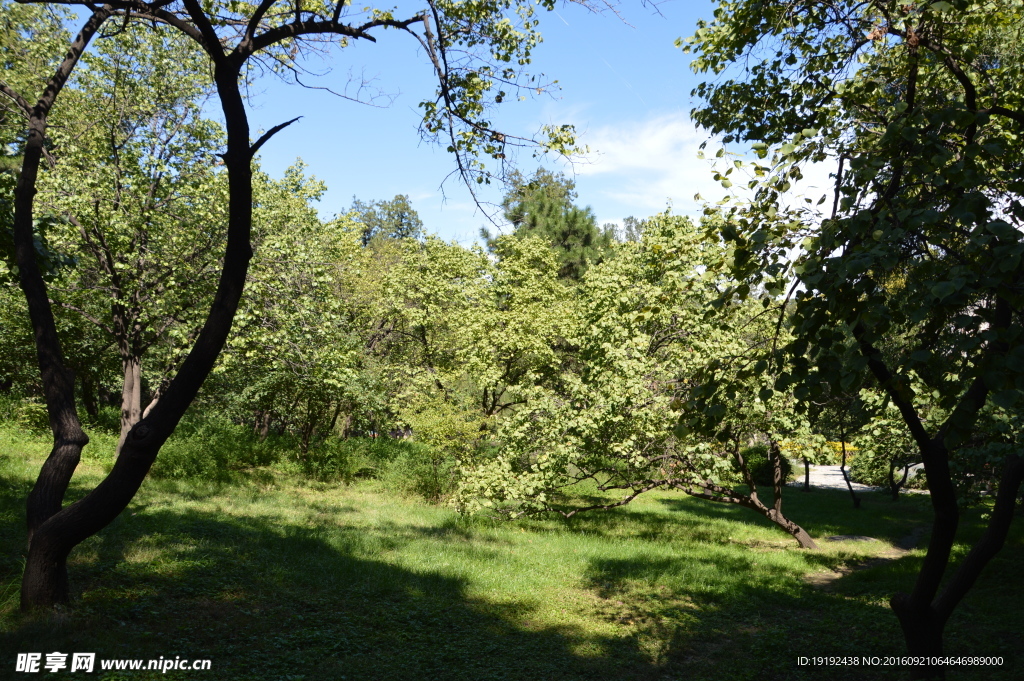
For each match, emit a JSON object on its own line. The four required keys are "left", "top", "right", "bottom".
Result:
{"left": 566, "top": 111, "right": 839, "bottom": 223}
{"left": 571, "top": 112, "right": 725, "bottom": 217}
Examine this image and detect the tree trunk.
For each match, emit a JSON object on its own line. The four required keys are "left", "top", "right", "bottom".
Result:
{"left": 764, "top": 507, "right": 818, "bottom": 548}
{"left": 15, "top": 10, "right": 112, "bottom": 547}
{"left": 20, "top": 38, "right": 258, "bottom": 609}
{"left": 839, "top": 435, "right": 861, "bottom": 509}
{"left": 257, "top": 410, "right": 271, "bottom": 441}
{"left": 713, "top": 442, "right": 819, "bottom": 549}
{"left": 891, "top": 593, "right": 946, "bottom": 680}
{"left": 771, "top": 441, "right": 817, "bottom": 548}
{"left": 116, "top": 355, "right": 142, "bottom": 454}
{"left": 80, "top": 375, "right": 99, "bottom": 419}
{"left": 888, "top": 453, "right": 1024, "bottom": 681}
{"left": 328, "top": 401, "right": 343, "bottom": 433}
{"left": 803, "top": 457, "right": 810, "bottom": 491}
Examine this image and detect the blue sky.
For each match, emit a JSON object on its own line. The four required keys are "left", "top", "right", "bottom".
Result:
{"left": 242, "top": 1, "right": 731, "bottom": 243}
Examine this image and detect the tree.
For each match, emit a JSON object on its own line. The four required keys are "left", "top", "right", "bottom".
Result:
{"left": 379, "top": 233, "right": 571, "bottom": 454}
{"left": 852, "top": 387, "right": 931, "bottom": 501}
{"left": 37, "top": 25, "right": 228, "bottom": 450}
{"left": 483, "top": 167, "right": 614, "bottom": 281}
{"left": 5, "top": 0, "right": 589, "bottom": 610}
{"left": 0, "top": 3, "right": 73, "bottom": 173}
{"left": 457, "top": 213, "right": 818, "bottom": 548}
{"left": 686, "top": 0, "right": 1024, "bottom": 673}
{"left": 350, "top": 193, "right": 424, "bottom": 246}
{"left": 500, "top": 166, "right": 577, "bottom": 228}
{"left": 220, "top": 164, "right": 373, "bottom": 450}
{"left": 616, "top": 215, "right": 645, "bottom": 243}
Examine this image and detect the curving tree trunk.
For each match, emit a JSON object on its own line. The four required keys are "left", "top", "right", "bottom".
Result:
{"left": 16, "top": 5, "right": 267, "bottom": 609}
{"left": 856, "top": 306, "right": 1023, "bottom": 680}
{"left": 680, "top": 440, "right": 817, "bottom": 549}
{"left": 13, "top": 8, "right": 112, "bottom": 549}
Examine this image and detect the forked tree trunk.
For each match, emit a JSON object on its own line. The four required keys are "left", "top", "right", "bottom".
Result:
{"left": 891, "top": 594, "right": 945, "bottom": 679}
{"left": 682, "top": 441, "right": 818, "bottom": 550}
{"left": 888, "top": 459, "right": 911, "bottom": 502}
{"left": 856, "top": 311, "right": 1023, "bottom": 680}
{"left": 19, "top": 20, "right": 262, "bottom": 608}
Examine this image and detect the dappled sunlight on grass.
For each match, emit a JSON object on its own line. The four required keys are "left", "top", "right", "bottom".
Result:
{"left": 1, "top": 444, "right": 1021, "bottom": 680}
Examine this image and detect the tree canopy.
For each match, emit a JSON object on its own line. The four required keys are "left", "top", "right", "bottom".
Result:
{"left": 685, "top": 0, "right": 1024, "bottom": 673}
{"left": 483, "top": 167, "right": 613, "bottom": 281}
{"left": 2, "top": 0, "right": 597, "bottom": 610}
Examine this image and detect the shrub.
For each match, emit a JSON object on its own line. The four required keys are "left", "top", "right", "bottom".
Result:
{"left": 827, "top": 441, "right": 858, "bottom": 465}
{"left": 849, "top": 453, "right": 926, "bottom": 490}
{"left": 84, "top": 405, "right": 121, "bottom": 435}
{"left": 0, "top": 394, "right": 49, "bottom": 434}
{"left": 738, "top": 444, "right": 794, "bottom": 487}
{"left": 298, "top": 436, "right": 453, "bottom": 500}
{"left": 848, "top": 449, "right": 888, "bottom": 487}
{"left": 150, "top": 414, "right": 281, "bottom": 480}
{"left": 779, "top": 433, "right": 832, "bottom": 465}
{"left": 377, "top": 441, "right": 458, "bottom": 501}
{"left": 301, "top": 437, "right": 379, "bottom": 482}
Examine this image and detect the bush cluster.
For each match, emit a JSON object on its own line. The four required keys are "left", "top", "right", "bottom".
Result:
{"left": 0, "top": 392, "right": 462, "bottom": 501}
{"left": 301, "top": 436, "right": 455, "bottom": 500}
{"left": 737, "top": 445, "right": 794, "bottom": 487}
{"left": 849, "top": 452, "right": 927, "bottom": 490}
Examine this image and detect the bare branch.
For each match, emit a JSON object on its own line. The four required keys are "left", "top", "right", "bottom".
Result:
{"left": 249, "top": 116, "right": 301, "bottom": 157}
{"left": 0, "top": 82, "right": 32, "bottom": 117}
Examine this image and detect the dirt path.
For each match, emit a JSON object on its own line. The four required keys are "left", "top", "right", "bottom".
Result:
{"left": 788, "top": 464, "right": 878, "bottom": 492}
{"left": 805, "top": 525, "right": 927, "bottom": 588}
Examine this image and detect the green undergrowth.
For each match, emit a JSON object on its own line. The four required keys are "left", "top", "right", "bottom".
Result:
{"left": 1, "top": 427, "right": 1021, "bottom": 680}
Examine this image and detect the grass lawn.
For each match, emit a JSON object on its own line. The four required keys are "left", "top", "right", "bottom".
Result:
{"left": 1, "top": 428, "right": 1021, "bottom": 680}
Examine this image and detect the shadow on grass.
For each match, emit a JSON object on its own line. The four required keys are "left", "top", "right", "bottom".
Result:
{"left": 2, "top": 464, "right": 1020, "bottom": 681}
{"left": 655, "top": 486, "right": 934, "bottom": 548}
{"left": 1, "top": 496, "right": 665, "bottom": 681}
{"left": 581, "top": 545, "right": 1022, "bottom": 681}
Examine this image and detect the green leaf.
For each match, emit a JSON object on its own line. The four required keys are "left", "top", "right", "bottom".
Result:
{"left": 991, "top": 390, "right": 1020, "bottom": 409}
{"left": 931, "top": 281, "right": 958, "bottom": 300}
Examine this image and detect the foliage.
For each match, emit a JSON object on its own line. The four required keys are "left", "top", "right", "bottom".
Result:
{"left": 685, "top": 0, "right": 1024, "bottom": 434}
{"left": 379, "top": 231, "right": 571, "bottom": 467}
{"left": 686, "top": 0, "right": 1024, "bottom": 663}
{"left": 484, "top": 167, "right": 614, "bottom": 281}
{"left": 457, "top": 213, "right": 818, "bottom": 546}
{"left": 2, "top": 0, "right": 604, "bottom": 612}
{"left": 779, "top": 431, "right": 832, "bottom": 466}
{"left": 949, "top": 403, "right": 1024, "bottom": 504}
{"left": 0, "top": 392, "right": 48, "bottom": 434}
{"left": 349, "top": 194, "right": 424, "bottom": 246}
{"left": 150, "top": 414, "right": 267, "bottom": 481}
{"left": 738, "top": 444, "right": 794, "bottom": 488}
{"left": 500, "top": 167, "right": 578, "bottom": 228}
{"left": 851, "top": 389, "right": 928, "bottom": 492}
{"left": 218, "top": 164, "right": 373, "bottom": 450}
{"left": 28, "top": 24, "right": 229, "bottom": 430}
{"left": 0, "top": 2, "right": 72, "bottom": 161}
